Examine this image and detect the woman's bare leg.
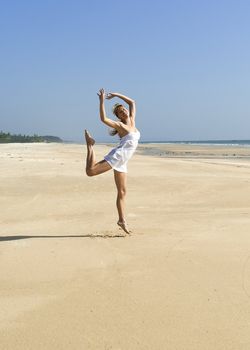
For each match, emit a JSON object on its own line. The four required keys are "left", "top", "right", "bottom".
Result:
{"left": 114, "top": 170, "right": 131, "bottom": 234}
{"left": 85, "top": 130, "right": 96, "bottom": 170}
{"left": 85, "top": 130, "right": 111, "bottom": 176}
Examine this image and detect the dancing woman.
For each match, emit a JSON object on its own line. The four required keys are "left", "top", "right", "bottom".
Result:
{"left": 84, "top": 88, "right": 140, "bottom": 234}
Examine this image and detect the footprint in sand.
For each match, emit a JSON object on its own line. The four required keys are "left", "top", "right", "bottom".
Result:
{"left": 92, "top": 230, "right": 125, "bottom": 238}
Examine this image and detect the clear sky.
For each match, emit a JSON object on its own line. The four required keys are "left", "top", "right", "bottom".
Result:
{"left": 1, "top": 0, "right": 250, "bottom": 142}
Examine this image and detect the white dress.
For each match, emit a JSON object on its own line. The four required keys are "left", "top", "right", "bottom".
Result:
{"left": 104, "top": 130, "right": 140, "bottom": 173}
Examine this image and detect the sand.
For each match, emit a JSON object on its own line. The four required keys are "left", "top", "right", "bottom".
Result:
{"left": 1, "top": 142, "right": 250, "bottom": 349}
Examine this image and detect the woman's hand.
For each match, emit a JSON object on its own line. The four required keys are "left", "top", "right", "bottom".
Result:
{"left": 97, "top": 88, "right": 105, "bottom": 101}
{"left": 106, "top": 92, "right": 116, "bottom": 100}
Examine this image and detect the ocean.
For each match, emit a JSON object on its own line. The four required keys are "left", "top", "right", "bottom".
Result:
{"left": 140, "top": 140, "right": 250, "bottom": 146}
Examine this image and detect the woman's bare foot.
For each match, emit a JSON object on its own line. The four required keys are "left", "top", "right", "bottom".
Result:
{"left": 85, "top": 130, "right": 95, "bottom": 146}
{"left": 117, "top": 220, "right": 131, "bottom": 235}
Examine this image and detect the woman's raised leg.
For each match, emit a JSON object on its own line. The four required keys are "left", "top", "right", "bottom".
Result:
{"left": 114, "top": 170, "right": 131, "bottom": 234}
{"left": 85, "top": 130, "right": 111, "bottom": 176}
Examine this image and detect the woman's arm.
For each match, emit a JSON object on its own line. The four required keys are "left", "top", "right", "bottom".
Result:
{"left": 97, "top": 88, "right": 120, "bottom": 129}
{"left": 106, "top": 92, "right": 136, "bottom": 119}
{"left": 107, "top": 92, "right": 134, "bottom": 105}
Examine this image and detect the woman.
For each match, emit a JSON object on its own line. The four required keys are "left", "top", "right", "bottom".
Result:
{"left": 84, "top": 88, "right": 140, "bottom": 234}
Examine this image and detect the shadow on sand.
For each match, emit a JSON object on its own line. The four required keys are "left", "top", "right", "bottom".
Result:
{"left": 0, "top": 233, "right": 126, "bottom": 242}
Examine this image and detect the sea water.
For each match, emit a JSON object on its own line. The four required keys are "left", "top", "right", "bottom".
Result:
{"left": 140, "top": 140, "right": 250, "bottom": 147}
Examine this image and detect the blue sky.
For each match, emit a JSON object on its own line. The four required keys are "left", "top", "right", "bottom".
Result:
{"left": 1, "top": 0, "right": 250, "bottom": 142}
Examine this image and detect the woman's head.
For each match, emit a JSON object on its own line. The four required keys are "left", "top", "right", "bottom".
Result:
{"left": 112, "top": 103, "right": 129, "bottom": 121}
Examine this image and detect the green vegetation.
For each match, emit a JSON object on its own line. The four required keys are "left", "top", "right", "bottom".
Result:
{"left": 0, "top": 131, "right": 63, "bottom": 143}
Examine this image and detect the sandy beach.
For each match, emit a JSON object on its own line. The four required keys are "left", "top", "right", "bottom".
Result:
{"left": 1, "top": 142, "right": 250, "bottom": 349}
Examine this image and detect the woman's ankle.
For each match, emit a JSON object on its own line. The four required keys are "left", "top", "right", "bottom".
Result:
{"left": 118, "top": 218, "right": 126, "bottom": 223}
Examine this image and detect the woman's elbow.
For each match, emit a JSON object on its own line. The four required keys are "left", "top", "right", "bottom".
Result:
{"left": 100, "top": 117, "right": 107, "bottom": 124}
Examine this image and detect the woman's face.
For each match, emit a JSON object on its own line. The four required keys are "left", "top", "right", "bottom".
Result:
{"left": 116, "top": 106, "right": 129, "bottom": 121}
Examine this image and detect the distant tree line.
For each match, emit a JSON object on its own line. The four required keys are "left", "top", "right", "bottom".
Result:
{"left": 0, "top": 131, "right": 63, "bottom": 143}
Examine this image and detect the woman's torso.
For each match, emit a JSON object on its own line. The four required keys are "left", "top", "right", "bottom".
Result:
{"left": 117, "top": 122, "right": 139, "bottom": 139}
{"left": 118, "top": 129, "right": 140, "bottom": 149}
{"left": 118, "top": 129, "right": 139, "bottom": 139}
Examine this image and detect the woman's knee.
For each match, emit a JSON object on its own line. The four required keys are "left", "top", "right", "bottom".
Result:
{"left": 118, "top": 187, "right": 126, "bottom": 197}
{"left": 86, "top": 168, "right": 96, "bottom": 177}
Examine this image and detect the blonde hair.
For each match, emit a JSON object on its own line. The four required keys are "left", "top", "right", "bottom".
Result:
{"left": 112, "top": 103, "right": 123, "bottom": 117}
{"left": 109, "top": 103, "right": 123, "bottom": 136}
